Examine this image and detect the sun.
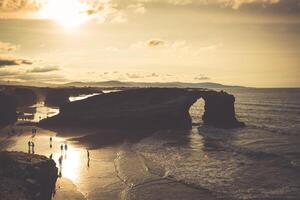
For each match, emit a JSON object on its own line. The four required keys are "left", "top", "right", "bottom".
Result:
{"left": 39, "top": 0, "right": 90, "bottom": 28}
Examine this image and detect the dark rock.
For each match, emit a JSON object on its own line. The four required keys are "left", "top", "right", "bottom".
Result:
{"left": 44, "top": 87, "right": 102, "bottom": 107}
{"left": 202, "top": 91, "right": 245, "bottom": 128}
{"left": 40, "top": 88, "right": 244, "bottom": 130}
{"left": 44, "top": 90, "right": 70, "bottom": 107}
{"left": 12, "top": 88, "right": 37, "bottom": 107}
{"left": 0, "top": 151, "right": 58, "bottom": 200}
{"left": 0, "top": 92, "right": 17, "bottom": 125}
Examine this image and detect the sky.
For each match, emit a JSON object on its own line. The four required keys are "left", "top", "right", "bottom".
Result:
{"left": 0, "top": 0, "right": 300, "bottom": 87}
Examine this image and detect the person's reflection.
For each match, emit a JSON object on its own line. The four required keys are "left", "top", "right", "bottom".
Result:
{"left": 58, "top": 155, "right": 63, "bottom": 177}
{"left": 31, "top": 142, "right": 35, "bottom": 154}
{"left": 58, "top": 167, "right": 62, "bottom": 178}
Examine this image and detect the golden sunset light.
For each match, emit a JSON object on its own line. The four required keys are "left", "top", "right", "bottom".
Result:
{"left": 0, "top": 1, "right": 300, "bottom": 199}
{"left": 38, "top": 0, "right": 90, "bottom": 28}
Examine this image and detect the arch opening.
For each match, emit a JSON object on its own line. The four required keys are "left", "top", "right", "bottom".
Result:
{"left": 189, "top": 97, "right": 205, "bottom": 126}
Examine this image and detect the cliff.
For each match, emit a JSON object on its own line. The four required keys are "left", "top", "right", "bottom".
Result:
{"left": 12, "top": 88, "right": 37, "bottom": 107}
{"left": 44, "top": 87, "right": 102, "bottom": 107}
{"left": 0, "top": 92, "right": 17, "bottom": 125}
{"left": 40, "top": 88, "right": 244, "bottom": 130}
{"left": 0, "top": 151, "right": 58, "bottom": 200}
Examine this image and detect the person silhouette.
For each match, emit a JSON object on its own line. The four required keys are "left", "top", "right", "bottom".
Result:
{"left": 60, "top": 144, "right": 63, "bottom": 152}
{"left": 64, "top": 144, "right": 68, "bottom": 151}
{"left": 87, "top": 149, "right": 90, "bottom": 159}
{"left": 50, "top": 137, "right": 53, "bottom": 148}
{"left": 28, "top": 141, "right": 31, "bottom": 154}
{"left": 49, "top": 154, "right": 53, "bottom": 159}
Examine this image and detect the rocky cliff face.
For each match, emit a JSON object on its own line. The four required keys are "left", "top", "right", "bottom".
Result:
{"left": 202, "top": 91, "right": 245, "bottom": 128}
{"left": 0, "top": 151, "right": 58, "bottom": 200}
{"left": 0, "top": 92, "right": 17, "bottom": 125}
{"left": 12, "top": 88, "right": 37, "bottom": 107}
{"left": 44, "top": 87, "right": 102, "bottom": 107}
{"left": 40, "top": 88, "right": 244, "bottom": 130}
{"left": 41, "top": 88, "right": 198, "bottom": 130}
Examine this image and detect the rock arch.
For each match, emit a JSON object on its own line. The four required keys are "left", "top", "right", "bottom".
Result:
{"left": 40, "top": 88, "right": 245, "bottom": 130}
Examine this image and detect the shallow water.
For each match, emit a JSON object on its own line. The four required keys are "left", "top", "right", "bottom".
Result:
{"left": 1, "top": 88, "right": 300, "bottom": 199}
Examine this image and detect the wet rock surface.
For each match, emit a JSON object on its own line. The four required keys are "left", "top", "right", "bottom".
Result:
{"left": 0, "top": 151, "right": 58, "bottom": 200}
{"left": 41, "top": 88, "right": 244, "bottom": 130}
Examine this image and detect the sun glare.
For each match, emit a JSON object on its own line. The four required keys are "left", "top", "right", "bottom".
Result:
{"left": 39, "top": 0, "right": 90, "bottom": 28}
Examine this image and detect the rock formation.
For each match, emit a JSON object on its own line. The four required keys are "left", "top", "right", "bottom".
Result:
{"left": 201, "top": 91, "right": 245, "bottom": 128}
{"left": 12, "top": 88, "right": 37, "bottom": 107}
{"left": 0, "top": 92, "right": 17, "bottom": 125}
{"left": 40, "top": 88, "right": 244, "bottom": 130}
{"left": 44, "top": 87, "right": 102, "bottom": 107}
{"left": 0, "top": 151, "right": 58, "bottom": 200}
{"left": 44, "top": 90, "right": 70, "bottom": 107}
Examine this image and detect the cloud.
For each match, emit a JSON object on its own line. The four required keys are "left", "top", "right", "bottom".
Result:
{"left": 128, "top": 3, "right": 146, "bottom": 14}
{"left": 137, "top": 0, "right": 282, "bottom": 9}
{"left": 126, "top": 73, "right": 143, "bottom": 79}
{"left": 0, "top": 41, "right": 19, "bottom": 53}
{"left": 27, "top": 66, "right": 60, "bottom": 73}
{"left": 147, "top": 39, "right": 165, "bottom": 48}
{"left": 194, "top": 75, "right": 210, "bottom": 81}
{"left": 0, "top": 58, "right": 32, "bottom": 67}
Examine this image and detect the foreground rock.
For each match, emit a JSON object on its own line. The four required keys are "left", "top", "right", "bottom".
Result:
{"left": 0, "top": 92, "right": 17, "bottom": 125}
{"left": 40, "top": 88, "right": 244, "bottom": 130}
{"left": 0, "top": 151, "right": 58, "bottom": 200}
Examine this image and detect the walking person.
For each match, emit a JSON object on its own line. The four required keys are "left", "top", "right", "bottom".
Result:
{"left": 28, "top": 141, "right": 31, "bottom": 153}
{"left": 60, "top": 144, "right": 64, "bottom": 153}
{"left": 64, "top": 144, "right": 68, "bottom": 151}
{"left": 87, "top": 149, "right": 90, "bottom": 160}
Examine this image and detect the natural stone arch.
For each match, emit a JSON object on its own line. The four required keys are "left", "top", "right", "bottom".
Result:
{"left": 40, "top": 88, "right": 245, "bottom": 130}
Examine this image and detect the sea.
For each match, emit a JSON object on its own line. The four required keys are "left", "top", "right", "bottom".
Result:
{"left": 1, "top": 88, "right": 300, "bottom": 200}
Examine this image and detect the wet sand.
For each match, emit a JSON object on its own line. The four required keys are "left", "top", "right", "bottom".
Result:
{"left": 0, "top": 125, "right": 218, "bottom": 200}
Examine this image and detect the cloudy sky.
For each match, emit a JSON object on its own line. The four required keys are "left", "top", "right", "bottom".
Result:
{"left": 0, "top": 0, "right": 300, "bottom": 87}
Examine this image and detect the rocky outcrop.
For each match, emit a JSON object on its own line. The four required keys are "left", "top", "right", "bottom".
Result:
{"left": 44, "top": 87, "right": 102, "bottom": 107}
{"left": 0, "top": 151, "right": 58, "bottom": 200}
{"left": 40, "top": 88, "right": 244, "bottom": 130}
{"left": 202, "top": 91, "right": 245, "bottom": 128}
{"left": 44, "top": 90, "right": 70, "bottom": 107}
{"left": 12, "top": 88, "right": 37, "bottom": 107}
{"left": 0, "top": 92, "right": 17, "bottom": 125}
{"left": 41, "top": 88, "right": 196, "bottom": 130}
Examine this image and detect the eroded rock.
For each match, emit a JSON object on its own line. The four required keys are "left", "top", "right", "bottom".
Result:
{"left": 40, "top": 88, "right": 244, "bottom": 130}
{"left": 0, "top": 151, "right": 58, "bottom": 200}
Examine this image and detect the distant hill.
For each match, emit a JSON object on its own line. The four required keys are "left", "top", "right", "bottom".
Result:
{"left": 63, "top": 81, "right": 246, "bottom": 89}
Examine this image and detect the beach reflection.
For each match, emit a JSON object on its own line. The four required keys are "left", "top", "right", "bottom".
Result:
{"left": 17, "top": 102, "right": 59, "bottom": 122}
{"left": 57, "top": 147, "right": 82, "bottom": 181}
{"left": 3, "top": 128, "right": 85, "bottom": 182}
